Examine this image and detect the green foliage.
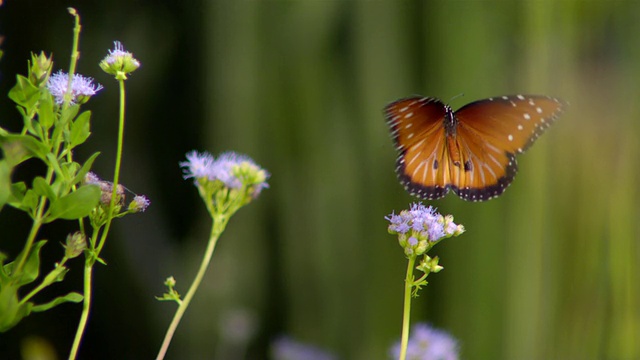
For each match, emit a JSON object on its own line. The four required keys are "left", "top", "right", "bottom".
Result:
{"left": 0, "top": 241, "right": 45, "bottom": 332}
{"left": 32, "top": 292, "right": 83, "bottom": 313}
{"left": 45, "top": 184, "right": 100, "bottom": 222}
{"left": 0, "top": 51, "right": 102, "bottom": 332}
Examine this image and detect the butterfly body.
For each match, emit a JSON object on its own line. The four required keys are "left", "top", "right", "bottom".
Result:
{"left": 385, "top": 95, "right": 566, "bottom": 201}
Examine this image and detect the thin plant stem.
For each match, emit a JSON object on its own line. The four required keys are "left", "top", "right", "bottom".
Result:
{"left": 97, "top": 78, "right": 126, "bottom": 255}
{"left": 68, "top": 258, "right": 93, "bottom": 360}
{"left": 399, "top": 255, "right": 417, "bottom": 360}
{"left": 156, "top": 215, "right": 229, "bottom": 360}
{"left": 63, "top": 8, "right": 81, "bottom": 111}
{"left": 13, "top": 9, "right": 82, "bottom": 276}
{"left": 20, "top": 258, "right": 69, "bottom": 305}
{"left": 68, "top": 77, "right": 126, "bottom": 359}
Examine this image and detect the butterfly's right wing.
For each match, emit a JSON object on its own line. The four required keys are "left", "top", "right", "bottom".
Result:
{"left": 451, "top": 95, "right": 565, "bottom": 201}
{"left": 384, "top": 97, "right": 451, "bottom": 200}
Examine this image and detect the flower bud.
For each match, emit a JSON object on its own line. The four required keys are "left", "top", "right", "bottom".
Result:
{"left": 28, "top": 52, "right": 53, "bottom": 88}
{"left": 164, "top": 276, "right": 176, "bottom": 288}
{"left": 64, "top": 232, "right": 86, "bottom": 258}
{"left": 100, "top": 41, "right": 140, "bottom": 80}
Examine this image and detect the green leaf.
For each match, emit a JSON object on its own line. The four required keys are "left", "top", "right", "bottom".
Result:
{"left": 7, "top": 181, "right": 26, "bottom": 207}
{"left": 45, "top": 153, "right": 63, "bottom": 177}
{"left": 37, "top": 95, "right": 55, "bottom": 131}
{"left": 8, "top": 75, "right": 39, "bottom": 110}
{"left": 31, "top": 292, "right": 83, "bottom": 313}
{"left": 32, "top": 176, "right": 56, "bottom": 201}
{"left": 0, "top": 134, "right": 49, "bottom": 165}
{"left": 71, "top": 152, "right": 100, "bottom": 186}
{"left": 0, "top": 284, "right": 33, "bottom": 332}
{"left": 45, "top": 184, "right": 100, "bottom": 222}
{"left": 68, "top": 110, "right": 91, "bottom": 148}
{"left": 58, "top": 104, "right": 79, "bottom": 126}
{"left": 3, "top": 240, "right": 47, "bottom": 286}
{"left": 0, "top": 160, "right": 11, "bottom": 211}
{"left": 18, "top": 189, "right": 39, "bottom": 215}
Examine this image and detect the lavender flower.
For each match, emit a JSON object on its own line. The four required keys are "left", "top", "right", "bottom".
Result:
{"left": 129, "top": 195, "right": 151, "bottom": 213}
{"left": 100, "top": 41, "right": 140, "bottom": 77}
{"left": 385, "top": 203, "right": 463, "bottom": 256}
{"left": 271, "top": 337, "right": 337, "bottom": 360}
{"left": 389, "top": 323, "right": 459, "bottom": 360}
{"left": 181, "top": 150, "right": 269, "bottom": 197}
{"left": 46, "top": 70, "right": 103, "bottom": 105}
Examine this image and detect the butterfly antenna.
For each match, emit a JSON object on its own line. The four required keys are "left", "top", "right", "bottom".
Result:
{"left": 449, "top": 93, "right": 465, "bottom": 103}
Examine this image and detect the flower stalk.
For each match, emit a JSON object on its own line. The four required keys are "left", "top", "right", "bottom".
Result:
{"left": 385, "top": 203, "right": 464, "bottom": 360}
{"left": 155, "top": 151, "right": 269, "bottom": 359}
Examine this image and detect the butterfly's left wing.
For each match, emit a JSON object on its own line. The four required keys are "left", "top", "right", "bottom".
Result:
{"left": 385, "top": 97, "right": 452, "bottom": 199}
{"left": 452, "top": 95, "right": 566, "bottom": 201}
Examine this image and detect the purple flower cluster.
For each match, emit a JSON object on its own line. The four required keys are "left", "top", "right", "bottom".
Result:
{"left": 100, "top": 41, "right": 141, "bottom": 76}
{"left": 271, "top": 336, "right": 336, "bottom": 360}
{"left": 180, "top": 151, "right": 269, "bottom": 197}
{"left": 84, "top": 172, "right": 150, "bottom": 212}
{"left": 389, "top": 323, "right": 459, "bottom": 360}
{"left": 131, "top": 195, "right": 151, "bottom": 213}
{"left": 386, "top": 203, "right": 463, "bottom": 256}
{"left": 386, "top": 203, "right": 460, "bottom": 243}
{"left": 46, "top": 70, "right": 103, "bottom": 105}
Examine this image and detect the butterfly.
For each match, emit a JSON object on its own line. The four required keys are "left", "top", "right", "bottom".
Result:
{"left": 384, "top": 94, "right": 566, "bottom": 201}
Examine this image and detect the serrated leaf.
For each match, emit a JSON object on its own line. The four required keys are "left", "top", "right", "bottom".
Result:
{"left": 8, "top": 75, "right": 39, "bottom": 110}
{"left": 32, "top": 176, "right": 56, "bottom": 201}
{"left": 31, "top": 292, "right": 83, "bottom": 313}
{"left": 68, "top": 110, "right": 91, "bottom": 148}
{"left": 45, "top": 184, "right": 100, "bottom": 222}
{"left": 71, "top": 152, "right": 100, "bottom": 186}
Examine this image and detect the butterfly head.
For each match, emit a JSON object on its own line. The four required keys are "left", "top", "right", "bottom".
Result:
{"left": 443, "top": 105, "right": 457, "bottom": 136}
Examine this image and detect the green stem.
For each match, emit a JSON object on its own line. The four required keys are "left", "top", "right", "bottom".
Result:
{"left": 62, "top": 9, "right": 81, "bottom": 111}
{"left": 20, "top": 258, "right": 69, "bottom": 305}
{"left": 13, "top": 166, "right": 54, "bottom": 275}
{"left": 156, "top": 215, "right": 229, "bottom": 360}
{"left": 68, "top": 259, "right": 93, "bottom": 360}
{"left": 399, "top": 255, "right": 417, "bottom": 360}
{"left": 96, "top": 78, "right": 126, "bottom": 255}
{"left": 68, "top": 76, "right": 126, "bottom": 359}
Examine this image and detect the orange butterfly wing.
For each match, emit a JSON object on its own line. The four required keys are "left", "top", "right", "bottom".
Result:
{"left": 385, "top": 97, "right": 453, "bottom": 199}
{"left": 385, "top": 95, "right": 566, "bottom": 201}
{"left": 452, "top": 95, "right": 566, "bottom": 200}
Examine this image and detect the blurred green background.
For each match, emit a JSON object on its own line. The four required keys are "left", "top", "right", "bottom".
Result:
{"left": 1, "top": 1, "right": 639, "bottom": 359}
